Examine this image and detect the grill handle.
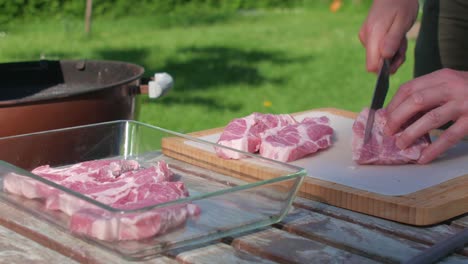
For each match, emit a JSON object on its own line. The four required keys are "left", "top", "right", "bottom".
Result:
{"left": 138, "top": 72, "right": 173, "bottom": 99}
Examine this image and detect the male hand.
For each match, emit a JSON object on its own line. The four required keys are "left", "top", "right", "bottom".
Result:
{"left": 359, "top": 0, "right": 419, "bottom": 73}
{"left": 385, "top": 69, "right": 468, "bottom": 164}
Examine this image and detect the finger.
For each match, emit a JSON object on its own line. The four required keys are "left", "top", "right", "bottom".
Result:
{"left": 389, "top": 38, "right": 407, "bottom": 74}
{"left": 359, "top": 21, "right": 368, "bottom": 47}
{"left": 418, "top": 115, "right": 468, "bottom": 164}
{"left": 385, "top": 85, "right": 449, "bottom": 136}
{"left": 366, "top": 22, "right": 389, "bottom": 73}
{"left": 386, "top": 73, "right": 443, "bottom": 114}
{"left": 386, "top": 82, "right": 417, "bottom": 114}
{"left": 395, "top": 101, "right": 460, "bottom": 149}
{"left": 381, "top": 14, "right": 410, "bottom": 58}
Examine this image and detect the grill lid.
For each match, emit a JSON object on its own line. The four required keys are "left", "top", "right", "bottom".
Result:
{"left": 0, "top": 59, "right": 144, "bottom": 106}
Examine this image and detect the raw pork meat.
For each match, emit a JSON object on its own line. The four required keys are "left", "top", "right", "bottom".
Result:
{"left": 352, "top": 108, "right": 431, "bottom": 165}
{"left": 260, "top": 117, "right": 333, "bottom": 162}
{"left": 216, "top": 113, "right": 334, "bottom": 162}
{"left": 216, "top": 113, "right": 297, "bottom": 159}
{"left": 3, "top": 159, "right": 199, "bottom": 241}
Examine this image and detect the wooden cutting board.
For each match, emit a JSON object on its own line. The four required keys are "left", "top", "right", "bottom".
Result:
{"left": 161, "top": 108, "right": 468, "bottom": 226}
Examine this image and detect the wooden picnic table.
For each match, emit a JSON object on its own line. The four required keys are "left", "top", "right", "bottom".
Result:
{"left": 2, "top": 123, "right": 467, "bottom": 264}
{"left": 2, "top": 194, "right": 468, "bottom": 264}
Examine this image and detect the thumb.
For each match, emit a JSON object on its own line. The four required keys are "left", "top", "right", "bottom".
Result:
{"left": 359, "top": 21, "right": 368, "bottom": 47}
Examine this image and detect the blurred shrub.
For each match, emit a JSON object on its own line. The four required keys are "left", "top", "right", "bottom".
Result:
{"left": 0, "top": 0, "right": 372, "bottom": 25}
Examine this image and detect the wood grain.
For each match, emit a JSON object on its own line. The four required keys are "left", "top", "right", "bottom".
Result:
{"left": 171, "top": 243, "right": 279, "bottom": 264}
{"left": 294, "top": 197, "right": 462, "bottom": 247}
{"left": 0, "top": 224, "right": 77, "bottom": 264}
{"left": 161, "top": 108, "right": 468, "bottom": 226}
{"left": 231, "top": 228, "right": 379, "bottom": 264}
{"left": 451, "top": 215, "right": 468, "bottom": 229}
{"left": 0, "top": 200, "right": 177, "bottom": 264}
{"left": 0, "top": 199, "right": 281, "bottom": 264}
{"left": 161, "top": 140, "right": 296, "bottom": 185}
{"left": 3, "top": 189, "right": 468, "bottom": 263}
{"left": 280, "top": 208, "right": 468, "bottom": 263}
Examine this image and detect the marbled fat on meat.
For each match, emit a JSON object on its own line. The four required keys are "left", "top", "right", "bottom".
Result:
{"left": 216, "top": 113, "right": 297, "bottom": 159}
{"left": 216, "top": 113, "right": 333, "bottom": 162}
{"left": 3, "top": 159, "right": 199, "bottom": 241}
{"left": 260, "top": 117, "right": 333, "bottom": 162}
{"left": 352, "top": 108, "right": 431, "bottom": 165}
{"left": 215, "top": 113, "right": 260, "bottom": 159}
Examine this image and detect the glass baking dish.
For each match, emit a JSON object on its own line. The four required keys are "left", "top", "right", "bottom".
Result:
{"left": 0, "top": 120, "right": 305, "bottom": 260}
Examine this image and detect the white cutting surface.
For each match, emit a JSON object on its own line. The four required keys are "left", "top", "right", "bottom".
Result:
{"left": 189, "top": 111, "right": 468, "bottom": 196}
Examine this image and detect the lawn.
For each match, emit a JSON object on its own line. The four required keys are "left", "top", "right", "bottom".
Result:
{"left": 0, "top": 7, "right": 416, "bottom": 133}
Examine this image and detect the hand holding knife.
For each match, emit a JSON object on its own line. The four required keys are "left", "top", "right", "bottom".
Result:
{"left": 363, "top": 58, "right": 391, "bottom": 144}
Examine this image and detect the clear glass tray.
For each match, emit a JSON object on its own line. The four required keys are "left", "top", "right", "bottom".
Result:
{"left": 0, "top": 120, "right": 305, "bottom": 260}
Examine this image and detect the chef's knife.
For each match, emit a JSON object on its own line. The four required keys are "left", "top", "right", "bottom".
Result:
{"left": 363, "top": 58, "right": 391, "bottom": 144}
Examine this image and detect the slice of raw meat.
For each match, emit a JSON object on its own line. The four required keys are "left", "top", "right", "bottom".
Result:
{"left": 215, "top": 113, "right": 259, "bottom": 159}
{"left": 216, "top": 113, "right": 297, "bottom": 159}
{"left": 3, "top": 159, "right": 199, "bottom": 241}
{"left": 352, "top": 108, "right": 431, "bottom": 165}
{"left": 69, "top": 179, "right": 198, "bottom": 241}
{"left": 70, "top": 203, "right": 195, "bottom": 241}
{"left": 259, "top": 116, "right": 334, "bottom": 162}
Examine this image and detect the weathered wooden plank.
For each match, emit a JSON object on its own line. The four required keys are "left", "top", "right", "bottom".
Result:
{"left": 0, "top": 200, "right": 178, "bottom": 264}
{"left": 294, "top": 198, "right": 468, "bottom": 257}
{"left": 450, "top": 214, "right": 468, "bottom": 229}
{"left": 0, "top": 225, "right": 78, "bottom": 264}
{"left": 232, "top": 228, "right": 379, "bottom": 264}
{"left": 171, "top": 243, "right": 278, "bottom": 264}
{"left": 294, "top": 197, "right": 461, "bottom": 245}
{"left": 280, "top": 207, "right": 468, "bottom": 263}
{"left": 442, "top": 215, "right": 468, "bottom": 261}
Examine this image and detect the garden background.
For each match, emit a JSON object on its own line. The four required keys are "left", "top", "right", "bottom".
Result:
{"left": 0, "top": 0, "right": 419, "bottom": 133}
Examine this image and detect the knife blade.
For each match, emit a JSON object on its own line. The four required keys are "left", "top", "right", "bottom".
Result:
{"left": 363, "top": 59, "right": 391, "bottom": 144}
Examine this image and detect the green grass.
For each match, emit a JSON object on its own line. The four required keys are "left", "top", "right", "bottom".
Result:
{"left": 0, "top": 7, "right": 416, "bottom": 133}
